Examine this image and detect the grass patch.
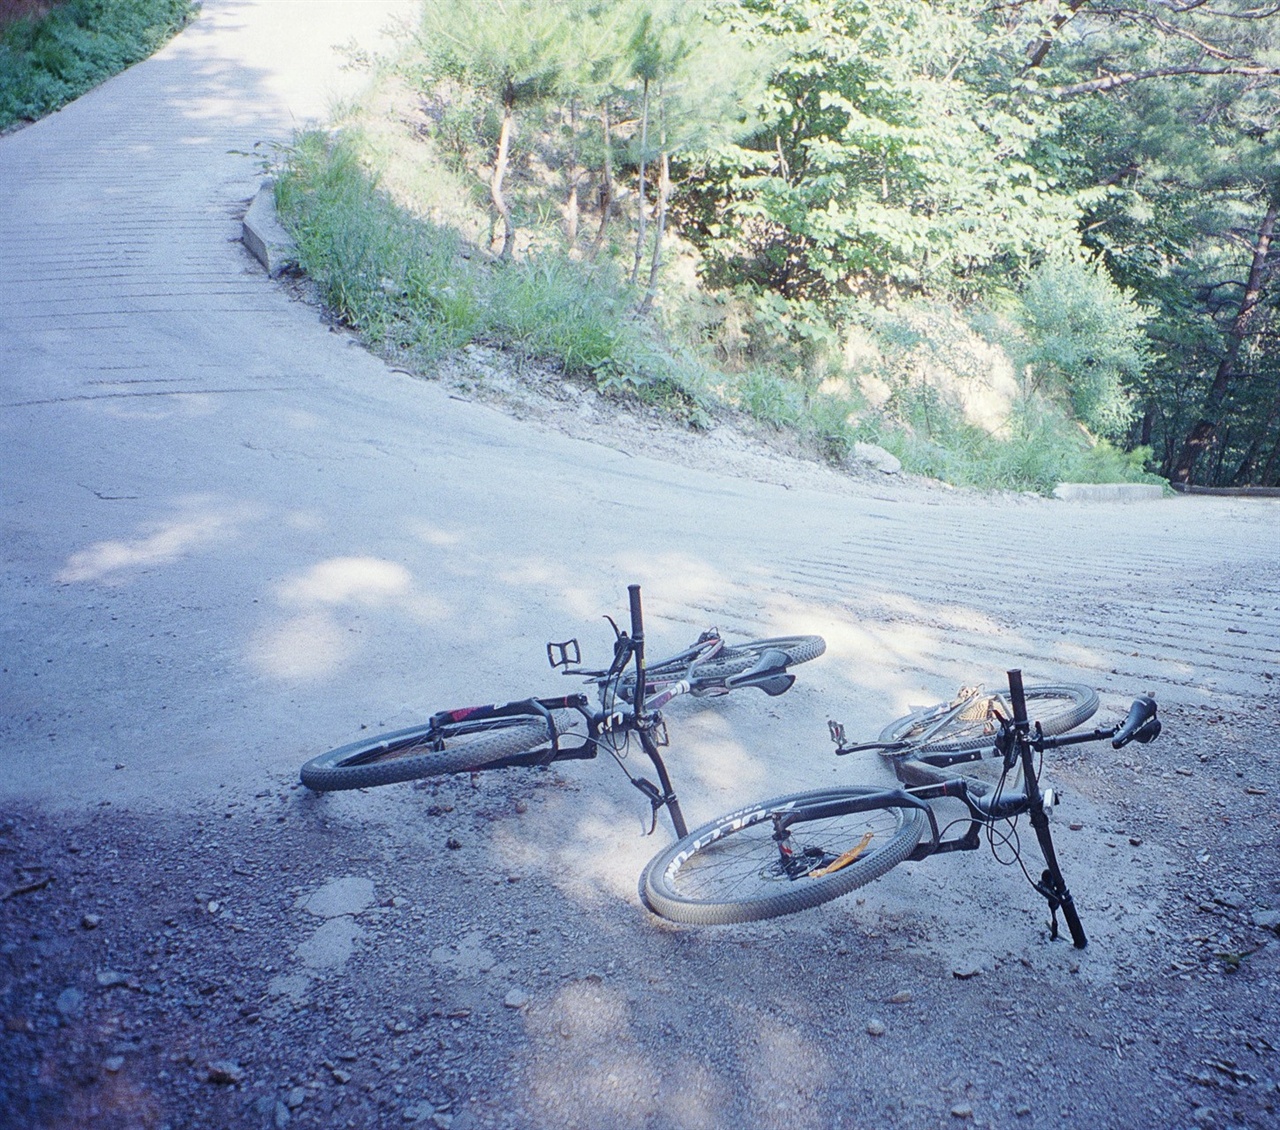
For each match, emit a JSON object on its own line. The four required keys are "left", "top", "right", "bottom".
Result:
{"left": 0, "top": 0, "right": 195, "bottom": 131}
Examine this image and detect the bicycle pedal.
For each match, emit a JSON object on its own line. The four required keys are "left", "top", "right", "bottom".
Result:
{"left": 547, "top": 639, "right": 581, "bottom": 669}
{"left": 828, "top": 720, "right": 846, "bottom": 747}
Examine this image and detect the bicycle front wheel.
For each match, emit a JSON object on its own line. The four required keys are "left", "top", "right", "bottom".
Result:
{"left": 300, "top": 710, "right": 578, "bottom": 792}
{"left": 878, "top": 684, "right": 1099, "bottom": 753}
{"left": 640, "top": 787, "right": 926, "bottom": 926}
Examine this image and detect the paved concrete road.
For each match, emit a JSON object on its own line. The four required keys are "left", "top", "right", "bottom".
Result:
{"left": 1, "top": 0, "right": 1276, "bottom": 827}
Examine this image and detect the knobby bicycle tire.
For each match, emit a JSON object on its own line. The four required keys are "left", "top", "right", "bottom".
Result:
{"left": 878, "top": 684, "right": 1099, "bottom": 754}
{"left": 301, "top": 710, "right": 578, "bottom": 792}
{"left": 640, "top": 787, "right": 927, "bottom": 926}
{"left": 622, "top": 635, "right": 826, "bottom": 698}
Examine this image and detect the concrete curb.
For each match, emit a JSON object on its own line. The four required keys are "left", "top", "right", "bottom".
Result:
{"left": 1052, "top": 482, "right": 1165, "bottom": 502}
{"left": 242, "top": 181, "right": 296, "bottom": 276}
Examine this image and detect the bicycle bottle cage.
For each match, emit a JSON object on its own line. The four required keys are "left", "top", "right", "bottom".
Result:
{"left": 547, "top": 639, "right": 581, "bottom": 669}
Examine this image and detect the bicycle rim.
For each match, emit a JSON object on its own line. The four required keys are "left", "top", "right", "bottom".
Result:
{"left": 640, "top": 787, "right": 926, "bottom": 926}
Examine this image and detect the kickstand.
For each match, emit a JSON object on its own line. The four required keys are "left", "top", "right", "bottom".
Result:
{"left": 1037, "top": 868, "right": 1062, "bottom": 941}
{"left": 630, "top": 777, "right": 665, "bottom": 836}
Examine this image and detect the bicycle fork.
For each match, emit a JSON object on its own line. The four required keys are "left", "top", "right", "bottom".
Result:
{"left": 1008, "top": 669, "right": 1088, "bottom": 950}
{"left": 1028, "top": 803, "right": 1088, "bottom": 949}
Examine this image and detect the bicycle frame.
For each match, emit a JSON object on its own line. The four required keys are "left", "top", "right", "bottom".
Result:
{"left": 775, "top": 670, "right": 1118, "bottom": 948}
{"left": 425, "top": 586, "right": 690, "bottom": 838}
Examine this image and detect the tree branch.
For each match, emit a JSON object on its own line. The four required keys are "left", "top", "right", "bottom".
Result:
{"left": 1055, "top": 64, "right": 1280, "bottom": 96}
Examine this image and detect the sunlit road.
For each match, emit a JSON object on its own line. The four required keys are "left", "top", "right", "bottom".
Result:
{"left": 1, "top": 0, "right": 1276, "bottom": 825}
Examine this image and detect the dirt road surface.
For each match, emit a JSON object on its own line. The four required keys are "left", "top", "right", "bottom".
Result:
{"left": 2, "top": 4, "right": 1278, "bottom": 1128}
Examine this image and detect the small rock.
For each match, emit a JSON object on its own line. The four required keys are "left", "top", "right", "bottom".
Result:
{"left": 445, "top": 837, "right": 462, "bottom": 851}
{"left": 514, "top": 800, "right": 528, "bottom": 814}
{"left": 952, "top": 963, "right": 982, "bottom": 980}
{"left": 1191, "top": 1106, "right": 1217, "bottom": 1127}
{"left": 504, "top": 988, "right": 530, "bottom": 1010}
{"left": 81, "top": 913, "right": 101, "bottom": 930}
{"left": 55, "top": 988, "right": 85, "bottom": 1018}
{"left": 1251, "top": 908, "right": 1280, "bottom": 933}
{"left": 331, "top": 1068, "right": 351, "bottom": 1085}
{"left": 274, "top": 1102, "right": 291, "bottom": 1130}
{"left": 285, "top": 1086, "right": 306, "bottom": 1109}
{"left": 205, "top": 1060, "right": 243, "bottom": 1085}
{"left": 103, "top": 1056, "right": 125, "bottom": 1073}
{"left": 95, "top": 970, "right": 129, "bottom": 989}
{"left": 1016, "top": 1106, "right": 1032, "bottom": 1117}
{"left": 431, "top": 1115, "right": 453, "bottom": 1130}
{"left": 951, "top": 1103, "right": 974, "bottom": 1119}
{"left": 1129, "top": 836, "right": 1142, "bottom": 847}
{"left": 888, "top": 989, "right": 913, "bottom": 1004}
{"left": 1068, "top": 821, "right": 1084, "bottom": 831}
{"left": 851, "top": 442, "right": 902, "bottom": 474}
{"left": 866, "top": 1019, "right": 886, "bottom": 1037}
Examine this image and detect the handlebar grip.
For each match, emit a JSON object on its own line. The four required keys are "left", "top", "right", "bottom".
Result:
{"left": 1113, "top": 696, "right": 1158, "bottom": 748}
{"left": 1006, "top": 669, "right": 1028, "bottom": 725}
{"left": 971, "top": 791, "right": 1027, "bottom": 820}
{"left": 628, "top": 584, "right": 644, "bottom": 640}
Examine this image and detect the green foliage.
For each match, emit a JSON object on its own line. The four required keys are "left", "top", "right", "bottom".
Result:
{"left": 865, "top": 389, "right": 1161, "bottom": 494}
{"left": 274, "top": 131, "right": 709, "bottom": 408}
{"left": 1010, "top": 255, "right": 1150, "bottom": 441}
{"left": 415, "top": 0, "right": 579, "bottom": 106}
{"left": 678, "top": 0, "right": 1091, "bottom": 300}
{"left": 0, "top": 0, "right": 194, "bottom": 130}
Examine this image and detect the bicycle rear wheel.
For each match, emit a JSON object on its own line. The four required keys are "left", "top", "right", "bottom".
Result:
{"left": 300, "top": 710, "right": 578, "bottom": 792}
{"left": 878, "top": 684, "right": 1098, "bottom": 753}
{"left": 640, "top": 787, "right": 926, "bottom": 926}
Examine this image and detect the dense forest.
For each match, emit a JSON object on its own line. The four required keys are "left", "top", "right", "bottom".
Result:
{"left": 284, "top": 0, "right": 1280, "bottom": 489}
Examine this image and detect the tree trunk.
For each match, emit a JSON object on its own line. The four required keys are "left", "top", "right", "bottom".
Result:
{"left": 639, "top": 90, "right": 669, "bottom": 315}
{"left": 1237, "top": 382, "right": 1280, "bottom": 485}
{"left": 491, "top": 92, "right": 516, "bottom": 260}
{"left": 639, "top": 150, "right": 670, "bottom": 314}
{"left": 565, "top": 98, "right": 579, "bottom": 247}
{"left": 1025, "top": 0, "right": 1088, "bottom": 70}
{"left": 1170, "top": 191, "right": 1277, "bottom": 484}
{"left": 629, "top": 77, "right": 650, "bottom": 287}
{"left": 591, "top": 103, "right": 614, "bottom": 260}
{"left": 1260, "top": 422, "right": 1280, "bottom": 486}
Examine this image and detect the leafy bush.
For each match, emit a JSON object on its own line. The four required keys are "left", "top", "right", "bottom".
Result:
{"left": 0, "top": 0, "right": 194, "bottom": 130}
{"left": 1011, "top": 254, "right": 1150, "bottom": 440}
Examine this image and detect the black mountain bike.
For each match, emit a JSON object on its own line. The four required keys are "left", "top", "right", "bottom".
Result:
{"left": 640, "top": 670, "right": 1160, "bottom": 947}
{"left": 300, "top": 586, "right": 824, "bottom": 839}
